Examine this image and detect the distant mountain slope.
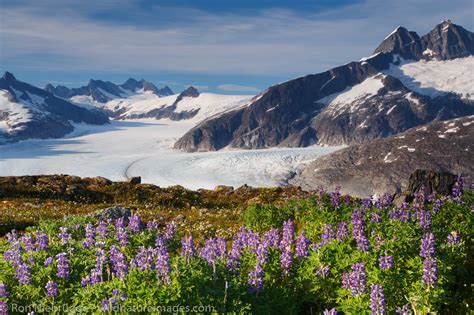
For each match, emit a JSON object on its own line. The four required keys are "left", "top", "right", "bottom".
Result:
{"left": 175, "top": 20, "right": 474, "bottom": 152}
{"left": 0, "top": 72, "right": 109, "bottom": 144}
{"left": 291, "top": 115, "right": 474, "bottom": 197}
{"left": 45, "top": 77, "right": 173, "bottom": 104}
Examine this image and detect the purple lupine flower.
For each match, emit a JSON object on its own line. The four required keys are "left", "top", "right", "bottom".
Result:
{"left": 81, "top": 248, "right": 107, "bottom": 286}
{"left": 262, "top": 228, "right": 280, "bottom": 248}
{"left": 371, "top": 212, "right": 382, "bottom": 223}
{"left": 295, "top": 233, "right": 311, "bottom": 258}
{"left": 227, "top": 237, "right": 243, "bottom": 271}
{"left": 0, "top": 283, "right": 9, "bottom": 298}
{"left": 280, "top": 248, "right": 293, "bottom": 276}
{"left": 44, "top": 257, "right": 53, "bottom": 267}
{"left": 128, "top": 214, "right": 143, "bottom": 234}
{"left": 379, "top": 255, "right": 393, "bottom": 270}
{"left": 446, "top": 231, "right": 460, "bottom": 246}
{"left": 323, "top": 308, "right": 337, "bottom": 315}
{"left": 336, "top": 221, "right": 349, "bottom": 240}
{"left": 370, "top": 284, "right": 386, "bottom": 315}
{"left": 115, "top": 226, "right": 128, "bottom": 247}
{"left": 362, "top": 197, "right": 373, "bottom": 209}
{"left": 21, "top": 235, "right": 36, "bottom": 252}
{"left": 4, "top": 241, "right": 22, "bottom": 267}
{"left": 317, "top": 265, "right": 330, "bottom": 277}
{"left": 426, "top": 191, "right": 436, "bottom": 203}
{"left": 181, "top": 236, "right": 195, "bottom": 258}
{"left": 280, "top": 220, "right": 294, "bottom": 276}
{"left": 146, "top": 220, "right": 159, "bottom": 231}
{"left": 351, "top": 209, "right": 370, "bottom": 251}
{"left": 135, "top": 246, "right": 155, "bottom": 271}
{"left": 109, "top": 246, "right": 128, "bottom": 279}
{"left": 452, "top": 175, "right": 464, "bottom": 202}
{"left": 155, "top": 238, "right": 171, "bottom": 284}
{"left": 396, "top": 304, "right": 410, "bottom": 315}
{"left": 330, "top": 187, "right": 341, "bottom": 207}
{"left": 36, "top": 231, "right": 49, "bottom": 250}
{"left": 418, "top": 210, "right": 432, "bottom": 230}
{"left": 422, "top": 258, "right": 438, "bottom": 287}
{"left": 0, "top": 301, "right": 7, "bottom": 314}
{"left": 342, "top": 263, "right": 366, "bottom": 296}
{"left": 6, "top": 230, "right": 18, "bottom": 244}
{"left": 420, "top": 233, "right": 436, "bottom": 258}
{"left": 199, "top": 237, "right": 226, "bottom": 269}
{"left": 248, "top": 263, "right": 263, "bottom": 292}
{"left": 432, "top": 199, "right": 442, "bottom": 213}
{"left": 45, "top": 280, "right": 58, "bottom": 297}
{"left": 15, "top": 263, "right": 31, "bottom": 285}
{"left": 256, "top": 242, "right": 268, "bottom": 265}
{"left": 373, "top": 234, "right": 385, "bottom": 250}
{"left": 344, "top": 194, "right": 351, "bottom": 205}
{"left": 163, "top": 222, "right": 177, "bottom": 241}
{"left": 58, "top": 227, "right": 71, "bottom": 245}
{"left": 56, "top": 253, "right": 70, "bottom": 279}
{"left": 82, "top": 224, "right": 96, "bottom": 249}
{"left": 322, "top": 224, "right": 335, "bottom": 244}
{"left": 97, "top": 221, "right": 109, "bottom": 239}
{"left": 101, "top": 299, "right": 110, "bottom": 311}
{"left": 115, "top": 218, "right": 126, "bottom": 229}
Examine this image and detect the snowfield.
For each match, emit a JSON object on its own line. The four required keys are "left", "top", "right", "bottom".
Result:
{"left": 384, "top": 56, "right": 474, "bottom": 99}
{"left": 0, "top": 119, "right": 341, "bottom": 189}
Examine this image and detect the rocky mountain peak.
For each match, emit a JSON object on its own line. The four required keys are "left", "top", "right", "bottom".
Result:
{"left": 2, "top": 72, "right": 17, "bottom": 82}
{"left": 180, "top": 86, "right": 200, "bottom": 98}
{"left": 421, "top": 19, "right": 474, "bottom": 60}
{"left": 373, "top": 26, "right": 422, "bottom": 60}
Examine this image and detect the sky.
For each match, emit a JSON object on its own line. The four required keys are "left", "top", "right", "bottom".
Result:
{"left": 1, "top": 0, "right": 473, "bottom": 94}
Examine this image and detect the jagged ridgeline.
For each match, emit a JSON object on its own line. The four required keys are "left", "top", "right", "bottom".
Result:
{"left": 174, "top": 20, "right": 474, "bottom": 152}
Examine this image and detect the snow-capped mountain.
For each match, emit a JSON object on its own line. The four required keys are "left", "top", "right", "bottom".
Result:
{"left": 174, "top": 20, "right": 474, "bottom": 152}
{"left": 45, "top": 78, "right": 173, "bottom": 104}
{"left": 0, "top": 72, "right": 109, "bottom": 144}
{"left": 47, "top": 77, "right": 253, "bottom": 124}
{"left": 104, "top": 86, "right": 253, "bottom": 122}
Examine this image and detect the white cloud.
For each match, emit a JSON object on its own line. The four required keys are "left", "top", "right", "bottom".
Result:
{"left": 0, "top": 0, "right": 472, "bottom": 78}
{"left": 217, "top": 84, "right": 259, "bottom": 92}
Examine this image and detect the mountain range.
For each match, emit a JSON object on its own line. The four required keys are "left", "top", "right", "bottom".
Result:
{"left": 1, "top": 20, "right": 473, "bottom": 195}
{"left": 0, "top": 72, "right": 109, "bottom": 144}
{"left": 174, "top": 20, "right": 474, "bottom": 151}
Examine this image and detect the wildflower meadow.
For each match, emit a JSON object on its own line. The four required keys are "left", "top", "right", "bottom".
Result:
{"left": 0, "top": 179, "right": 472, "bottom": 314}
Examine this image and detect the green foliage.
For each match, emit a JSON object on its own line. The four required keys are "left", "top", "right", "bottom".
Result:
{"left": 243, "top": 203, "right": 294, "bottom": 232}
{"left": 0, "top": 188, "right": 472, "bottom": 314}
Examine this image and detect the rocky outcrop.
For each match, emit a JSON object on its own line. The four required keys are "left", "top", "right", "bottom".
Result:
{"left": 291, "top": 116, "right": 474, "bottom": 197}
{"left": 174, "top": 21, "right": 474, "bottom": 152}
{"left": 393, "top": 170, "right": 457, "bottom": 204}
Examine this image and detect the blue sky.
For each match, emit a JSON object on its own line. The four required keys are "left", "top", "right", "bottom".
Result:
{"left": 1, "top": 0, "right": 473, "bottom": 94}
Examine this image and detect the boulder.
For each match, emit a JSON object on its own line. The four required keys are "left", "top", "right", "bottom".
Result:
{"left": 394, "top": 170, "right": 456, "bottom": 204}
{"left": 128, "top": 176, "right": 141, "bottom": 185}
{"left": 93, "top": 206, "right": 131, "bottom": 221}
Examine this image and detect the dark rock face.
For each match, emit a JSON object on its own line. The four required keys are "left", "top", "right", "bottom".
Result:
{"left": 291, "top": 116, "right": 474, "bottom": 197}
{"left": 174, "top": 21, "right": 474, "bottom": 152}
{"left": 373, "top": 26, "right": 423, "bottom": 60}
{"left": 420, "top": 20, "right": 474, "bottom": 60}
{"left": 0, "top": 72, "right": 109, "bottom": 143}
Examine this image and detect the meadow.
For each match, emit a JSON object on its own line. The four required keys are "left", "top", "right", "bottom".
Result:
{"left": 0, "top": 176, "right": 472, "bottom": 314}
